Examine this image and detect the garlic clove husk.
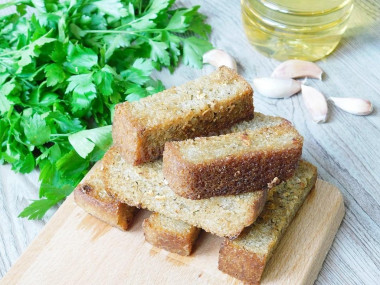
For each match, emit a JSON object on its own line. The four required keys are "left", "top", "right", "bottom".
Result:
{"left": 271, "top": 60, "right": 323, "bottom": 80}
{"left": 202, "top": 49, "right": 237, "bottom": 70}
{"left": 329, "top": 97, "right": 373, "bottom": 116}
{"left": 301, "top": 85, "right": 328, "bottom": 123}
{"left": 253, "top": 77, "right": 301, "bottom": 98}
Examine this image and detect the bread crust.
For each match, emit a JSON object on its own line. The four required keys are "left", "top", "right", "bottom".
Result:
{"left": 74, "top": 162, "right": 136, "bottom": 231}
{"left": 142, "top": 213, "right": 200, "bottom": 256}
{"left": 219, "top": 241, "right": 265, "bottom": 285}
{"left": 112, "top": 66, "right": 254, "bottom": 165}
{"left": 163, "top": 122, "right": 303, "bottom": 199}
{"left": 218, "top": 161, "right": 318, "bottom": 284}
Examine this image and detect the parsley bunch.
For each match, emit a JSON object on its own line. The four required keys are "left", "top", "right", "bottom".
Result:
{"left": 0, "top": 0, "right": 212, "bottom": 219}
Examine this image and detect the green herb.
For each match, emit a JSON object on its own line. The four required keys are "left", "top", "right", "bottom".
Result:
{"left": 0, "top": 0, "right": 213, "bottom": 219}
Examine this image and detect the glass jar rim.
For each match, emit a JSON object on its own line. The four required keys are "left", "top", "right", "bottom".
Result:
{"left": 242, "top": 0, "right": 354, "bottom": 30}
{"left": 258, "top": 0, "right": 353, "bottom": 16}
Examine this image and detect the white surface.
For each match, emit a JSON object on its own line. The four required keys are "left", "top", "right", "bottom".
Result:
{"left": 1, "top": 0, "right": 380, "bottom": 283}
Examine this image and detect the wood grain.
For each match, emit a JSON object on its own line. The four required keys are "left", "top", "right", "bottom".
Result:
{"left": 1, "top": 0, "right": 380, "bottom": 284}
{"left": 0, "top": 180, "right": 344, "bottom": 285}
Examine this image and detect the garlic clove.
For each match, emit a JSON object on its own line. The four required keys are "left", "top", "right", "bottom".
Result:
{"left": 203, "top": 49, "right": 237, "bottom": 70}
{"left": 301, "top": 85, "right": 328, "bottom": 123}
{"left": 329, "top": 97, "right": 373, "bottom": 116}
{"left": 253, "top": 77, "right": 301, "bottom": 98}
{"left": 271, "top": 60, "right": 323, "bottom": 80}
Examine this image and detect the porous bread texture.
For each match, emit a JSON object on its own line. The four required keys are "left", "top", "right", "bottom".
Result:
{"left": 112, "top": 66, "right": 254, "bottom": 165}
{"left": 163, "top": 121, "right": 303, "bottom": 199}
{"left": 227, "top": 112, "right": 287, "bottom": 133}
{"left": 143, "top": 213, "right": 200, "bottom": 256}
{"left": 102, "top": 146, "right": 267, "bottom": 238}
{"left": 218, "top": 160, "right": 317, "bottom": 285}
{"left": 74, "top": 161, "right": 136, "bottom": 231}
{"left": 168, "top": 122, "right": 302, "bottom": 164}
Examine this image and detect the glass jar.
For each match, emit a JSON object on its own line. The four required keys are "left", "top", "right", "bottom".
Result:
{"left": 241, "top": 0, "right": 354, "bottom": 61}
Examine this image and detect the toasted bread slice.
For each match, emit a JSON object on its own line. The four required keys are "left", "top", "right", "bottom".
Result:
{"left": 74, "top": 161, "right": 136, "bottom": 231}
{"left": 163, "top": 121, "right": 303, "bottom": 199}
{"left": 112, "top": 66, "right": 254, "bottom": 165}
{"left": 102, "top": 146, "right": 267, "bottom": 238}
{"left": 218, "top": 160, "right": 317, "bottom": 284}
{"left": 143, "top": 213, "right": 200, "bottom": 256}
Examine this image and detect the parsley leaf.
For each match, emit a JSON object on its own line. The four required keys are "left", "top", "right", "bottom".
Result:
{"left": 45, "top": 64, "right": 66, "bottom": 87}
{"left": 66, "top": 74, "right": 96, "bottom": 95}
{"left": 166, "top": 9, "right": 191, "bottom": 32}
{"left": 121, "top": 59, "right": 154, "bottom": 85}
{"left": 56, "top": 150, "right": 89, "bottom": 179}
{"left": 0, "top": 81, "right": 14, "bottom": 114}
{"left": 66, "top": 73, "right": 97, "bottom": 111}
{"left": 93, "top": 66, "right": 116, "bottom": 96}
{"left": 67, "top": 45, "right": 98, "bottom": 70}
{"left": 19, "top": 198, "right": 61, "bottom": 220}
{"left": 12, "top": 152, "right": 35, "bottom": 173}
{"left": 23, "top": 113, "right": 51, "bottom": 146}
{"left": 149, "top": 40, "right": 170, "bottom": 66}
{"left": 17, "top": 35, "right": 56, "bottom": 68}
{"left": 93, "top": 0, "right": 128, "bottom": 20}
{"left": 68, "top": 125, "right": 112, "bottom": 158}
{"left": 183, "top": 37, "right": 213, "bottom": 69}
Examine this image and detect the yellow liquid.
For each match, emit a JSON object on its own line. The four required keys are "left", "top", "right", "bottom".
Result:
{"left": 241, "top": 0, "right": 353, "bottom": 61}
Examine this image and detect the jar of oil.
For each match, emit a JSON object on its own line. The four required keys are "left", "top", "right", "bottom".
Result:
{"left": 241, "top": 0, "right": 354, "bottom": 61}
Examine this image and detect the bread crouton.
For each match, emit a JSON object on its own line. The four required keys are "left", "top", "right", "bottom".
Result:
{"left": 218, "top": 161, "right": 317, "bottom": 284}
{"left": 74, "top": 161, "right": 136, "bottom": 231}
{"left": 163, "top": 121, "right": 303, "bottom": 199}
{"left": 112, "top": 66, "right": 254, "bottom": 165}
{"left": 143, "top": 213, "right": 200, "bottom": 256}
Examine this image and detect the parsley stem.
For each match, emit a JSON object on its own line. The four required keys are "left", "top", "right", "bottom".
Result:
{"left": 82, "top": 28, "right": 168, "bottom": 34}
{"left": 113, "top": 18, "right": 139, "bottom": 30}
{"left": 50, "top": 134, "right": 70, "bottom": 137}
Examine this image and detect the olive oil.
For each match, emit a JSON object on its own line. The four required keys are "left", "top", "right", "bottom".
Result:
{"left": 241, "top": 0, "right": 353, "bottom": 61}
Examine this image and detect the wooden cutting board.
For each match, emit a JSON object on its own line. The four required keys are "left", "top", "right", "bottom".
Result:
{"left": 1, "top": 179, "right": 344, "bottom": 285}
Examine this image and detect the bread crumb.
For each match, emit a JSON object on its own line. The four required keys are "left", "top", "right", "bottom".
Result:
{"left": 267, "top": 177, "right": 280, "bottom": 189}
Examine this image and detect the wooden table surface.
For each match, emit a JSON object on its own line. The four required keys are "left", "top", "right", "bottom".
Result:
{"left": 1, "top": 0, "right": 379, "bottom": 283}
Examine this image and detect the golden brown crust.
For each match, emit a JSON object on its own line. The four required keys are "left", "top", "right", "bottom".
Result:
{"left": 163, "top": 122, "right": 303, "bottom": 199}
{"left": 112, "top": 104, "right": 146, "bottom": 165}
{"left": 112, "top": 66, "right": 254, "bottom": 165}
{"left": 218, "top": 240, "right": 264, "bottom": 285}
{"left": 73, "top": 162, "right": 136, "bottom": 231}
{"left": 142, "top": 213, "right": 201, "bottom": 256}
{"left": 74, "top": 185, "right": 136, "bottom": 231}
